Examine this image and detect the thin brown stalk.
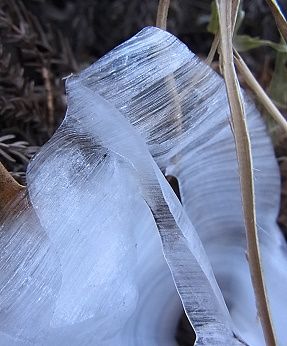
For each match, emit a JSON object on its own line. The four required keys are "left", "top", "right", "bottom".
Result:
{"left": 215, "top": 1, "right": 277, "bottom": 345}
{"left": 156, "top": 0, "right": 183, "bottom": 164}
{"left": 42, "top": 66, "right": 54, "bottom": 133}
{"left": 234, "top": 49, "right": 287, "bottom": 134}
{"left": 156, "top": 0, "right": 170, "bottom": 30}
{"left": 0, "top": 162, "right": 24, "bottom": 212}
{"left": 206, "top": 1, "right": 238, "bottom": 65}
{"left": 230, "top": 0, "right": 240, "bottom": 33}
{"left": 206, "top": 33, "right": 220, "bottom": 65}
{"left": 265, "top": 0, "right": 287, "bottom": 42}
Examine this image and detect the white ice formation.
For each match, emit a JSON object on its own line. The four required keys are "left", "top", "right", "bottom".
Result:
{"left": 0, "top": 27, "right": 286, "bottom": 346}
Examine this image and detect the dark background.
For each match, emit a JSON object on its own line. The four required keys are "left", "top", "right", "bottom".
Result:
{"left": 0, "top": 1, "right": 287, "bottom": 344}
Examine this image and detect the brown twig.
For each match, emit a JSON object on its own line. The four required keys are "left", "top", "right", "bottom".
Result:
{"left": 215, "top": 1, "right": 277, "bottom": 345}
{"left": 156, "top": 0, "right": 184, "bottom": 166}
{"left": 42, "top": 66, "right": 54, "bottom": 133}
{"left": 234, "top": 49, "right": 287, "bottom": 134}
{"left": 206, "top": 33, "right": 220, "bottom": 65}
{"left": 265, "top": 0, "right": 287, "bottom": 42}
{"left": 206, "top": 1, "right": 239, "bottom": 66}
{"left": 156, "top": 0, "right": 170, "bottom": 30}
{"left": 0, "top": 162, "right": 24, "bottom": 212}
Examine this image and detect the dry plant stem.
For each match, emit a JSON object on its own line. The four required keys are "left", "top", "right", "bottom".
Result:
{"left": 230, "top": 0, "right": 240, "bottom": 32}
{"left": 156, "top": 0, "right": 170, "bottom": 30}
{"left": 42, "top": 66, "right": 54, "bottom": 133}
{"left": 234, "top": 50, "right": 287, "bottom": 134}
{"left": 206, "top": 1, "right": 239, "bottom": 65}
{"left": 216, "top": 1, "right": 277, "bottom": 345}
{"left": 156, "top": 0, "right": 183, "bottom": 165}
{"left": 265, "top": 0, "right": 287, "bottom": 41}
{"left": 0, "top": 162, "right": 24, "bottom": 212}
{"left": 206, "top": 33, "right": 220, "bottom": 65}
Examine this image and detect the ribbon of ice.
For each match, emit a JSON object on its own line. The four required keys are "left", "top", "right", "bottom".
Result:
{"left": 70, "top": 27, "right": 287, "bottom": 345}
{"left": 0, "top": 27, "right": 286, "bottom": 345}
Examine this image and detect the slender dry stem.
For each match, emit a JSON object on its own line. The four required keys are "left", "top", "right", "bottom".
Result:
{"left": 206, "top": 33, "right": 220, "bottom": 65}
{"left": 206, "top": 1, "right": 239, "bottom": 65}
{"left": 0, "top": 162, "right": 24, "bottom": 212}
{"left": 234, "top": 49, "right": 287, "bottom": 134}
{"left": 156, "top": 0, "right": 184, "bottom": 165}
{"left": 265, "top": 0, "right": 287, "bottom": 41}
{"left": 42, "top": 66, "right": 54, "bottom": 134}
{"left": 156, "top": 0, "right": 170, "bottom": 30}
{"left": 215, "top": 1, "right": 277, "bottom": 345}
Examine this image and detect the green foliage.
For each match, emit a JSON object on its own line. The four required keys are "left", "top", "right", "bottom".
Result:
{"left": 207, "top": 1, "right": 219, "bottom": 34}
{"left": 268, "top": 48, "right": 287, "bottom": 109}
{"left": 234, "top": 35, "right": 287, "bottom": 52}
{"left": 208, "top": 0, "right": 286, "bottom": 54}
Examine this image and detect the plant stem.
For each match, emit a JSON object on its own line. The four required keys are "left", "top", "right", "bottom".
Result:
{"left": 0, "top": 162, "right": 24, "bottom": 212}
{"left": 156, "top": 0, "right": 170, "bottom": 30}
{"left": 206, "top": 33, "right": 220, "bottom": 65}
{"left": 265, "top": 0, "right": 287, "bottom": 42}
{"left": 234, "top": 49, "right": 287, "bottom": 134}
{"left": 215, "top": 1, "right": 277, "bottom": 345}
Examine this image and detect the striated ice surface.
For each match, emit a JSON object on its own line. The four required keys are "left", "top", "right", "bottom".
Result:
{"left": 27, "top": 127, "right": 184, "bottom": 345}
{"left": 0, "top": 193, "right": 61, "bottom": 344}
{"left": 70, "top": 26, "right": 287, "bottom": 345}
{"left": 0, "top": 137, "right": 184, "bottom": 344}
{"left": 0, "top": 26, "right": 286, "bottom": 345}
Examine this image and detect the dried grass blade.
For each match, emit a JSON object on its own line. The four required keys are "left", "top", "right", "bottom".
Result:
{"left": 206, "top": 1, "right": 239, "bottom": 65}
{"left": 0, "top": 162, "right": 24, "bottom": 212}
{"left": 234, "top": 49, "right": 287, "bottom": 134}
{"left": 215, "top": 1, "right": 277, "bottom": 345}
{"left": 265, "top": 0, "right": 287, "bottom": 41}
{"left": 156, "top": 0, "right": 170, "bottom": 30}
{"left": 206, "top": 33, "right": 220, "bottom": 65}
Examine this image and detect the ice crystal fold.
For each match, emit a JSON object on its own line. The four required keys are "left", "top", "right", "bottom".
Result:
{"left": 0, "top": 141, "right": 182, "bottom": 345}
{"left": 23, "top": 80, "right": 240, "bottom": 344}
{"left": 0, "top": 193, "right": 62, "bottom": 344}
{"left": 66, "top": 27, "right": 287, "bottom": 345}
{"left": 1, "top": 28, "right": 243, "bottom": 345}
{"left": 0, "top": 26, "right": 286, "bottom": 346}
